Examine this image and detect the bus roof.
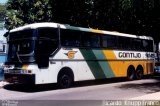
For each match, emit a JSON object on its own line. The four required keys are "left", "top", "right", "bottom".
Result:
{"left": 10, "top": 22, "right": 153, "bottom": 40}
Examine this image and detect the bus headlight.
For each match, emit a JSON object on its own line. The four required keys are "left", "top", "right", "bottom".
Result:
{"left": 21, "top": 70, "right": 27, "bottom": 74}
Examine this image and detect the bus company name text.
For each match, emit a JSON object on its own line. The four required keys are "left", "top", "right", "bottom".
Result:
{"left": 119, "top": 52, "right": 141, "bottom": 58}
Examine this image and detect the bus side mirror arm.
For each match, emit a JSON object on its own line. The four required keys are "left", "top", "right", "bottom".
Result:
{"left": 3, "top": 31, "right": 9, "bottom": 37}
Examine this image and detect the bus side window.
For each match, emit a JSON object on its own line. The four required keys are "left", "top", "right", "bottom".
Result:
{"left": 132, "top": 39, "right": 142, "bottom": 51}
{"left": 61, "top": 29, "right": 81, "bottom": 47}
{"left": 102, "top": 35, "right": 107, "bottom": 48}
{"left": 142, "top": 40, "right": 149, "bottom": 51}
{"left": 118, "top": 37, "right": 125, "bottom": 50}
{"left": 82, "top": 32, "right": 100, "bottom": 48}
{"left": 147, "top": 40, "right": 153, "bottom": 52}
{"left": 118, "top": 37, "right": 133, "bottom": 50}
{"left": 102, "top": 35, "right": 117, "bottom": 49}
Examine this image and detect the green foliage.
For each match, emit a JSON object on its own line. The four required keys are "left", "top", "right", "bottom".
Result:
{"left": 0, "top": 4, "right": 6, "bottom": 21}
{"left": 5, "top": 0, "right": 52, "bottom": 30}
{"left": 0, "top": 4, "right": 6, "bottom": 30}
{"left": 50, "top": 0, "right": 93, "bottom": 27}
{"left": 119, "top": 0, "right": 133, "bottom": 10}
{"left": 50, "top": 0, "right": 160, "bottom": 42}
{"left": 4, "top": 0, "right": 160, "bottom": 42}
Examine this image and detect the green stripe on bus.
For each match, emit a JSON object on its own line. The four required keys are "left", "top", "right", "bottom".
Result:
{"left": 92, "top": 50, "right": 115, "bottom": 78}
{"left": 65, "top": 25, "right": 91, "bottom": 32}
{"left": 80, "top": 49, "right": 106, "bottom": 79}
{"left": 65, "top": 26, "right": 80, "bottom": 31}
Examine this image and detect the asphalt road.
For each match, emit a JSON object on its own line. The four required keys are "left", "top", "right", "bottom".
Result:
{"left": 0, "top": 77, "right": 160, "bottom": 106}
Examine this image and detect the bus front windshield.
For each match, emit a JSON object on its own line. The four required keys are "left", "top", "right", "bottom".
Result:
{"left": 7, "top": 28, "right": 59, "bottom": 64}
{"left": 7, "top": 29, "right": 36, "bottom": 63}
{"left": 8, "top": 40, "right": 35, "bottom": 63}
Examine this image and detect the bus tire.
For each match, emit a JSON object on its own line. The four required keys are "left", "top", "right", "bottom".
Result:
{"left": 127, "top": 66, "right": 135, "bottom": 80}
{"left": 58, "top": 68, "right": 74, "bottom": 89}
{"left": 135, "top": 66, "right": 143, "bottom": 80}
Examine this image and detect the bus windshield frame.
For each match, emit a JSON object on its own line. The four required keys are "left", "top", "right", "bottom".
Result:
{"left": 7, "top": 29, "right": 36, "bottom": 63}
{"left": 7, "top": 27, "right": 59, "bottom": 65}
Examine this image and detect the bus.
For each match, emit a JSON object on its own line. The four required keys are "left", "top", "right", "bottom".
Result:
{"left": 154, "top": 42, "right": 160, "bottom": 75}
{"left": 4, "top": 22, "right": 155, "bottom": 88}
{"left": 0, "top": 40, "right": 7, "bottom": 80}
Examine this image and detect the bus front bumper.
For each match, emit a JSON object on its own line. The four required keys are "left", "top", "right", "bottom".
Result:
{"left": 4, "top": 74, "right": 35, "bottom": 84}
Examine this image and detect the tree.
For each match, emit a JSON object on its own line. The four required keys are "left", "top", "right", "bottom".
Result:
{"left": 4, "top": 0, "right": 160, "bottom": 42}
{"left": 5, "top": 0, "right": 52, "bottom": 30}
{"left": 50, "top": 0, "right": 94, "bottom": 28}
{"left": 121, "top": 0, "right": 160, "bottom": 42}
{"left": 0, "top": 4, "right": 6, "bottom": 30}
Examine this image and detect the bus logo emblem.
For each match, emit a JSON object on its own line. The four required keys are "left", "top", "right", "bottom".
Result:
{"left": 65, "top": 51, "right": 77, "bottom": 59}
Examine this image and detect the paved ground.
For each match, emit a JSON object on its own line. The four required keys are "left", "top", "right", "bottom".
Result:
{"left": 1, "top": 78, "right": 160, "bottom": 106}
{"left": 0, "top": 78, "right": 160, "bottom": 100}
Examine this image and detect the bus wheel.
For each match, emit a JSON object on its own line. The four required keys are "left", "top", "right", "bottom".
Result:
{"left": 58, "top": 71, "right": 73, "bottom": 89}
{"left": 135, "top": 68, "right": 143, "bottom": 80}
{"left": 127, "top": 67, "right": 135, "bottom": 80}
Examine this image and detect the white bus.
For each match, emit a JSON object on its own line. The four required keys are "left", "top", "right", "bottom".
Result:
{"left": 4, "top": 22, "right": 155, "bottom": 88}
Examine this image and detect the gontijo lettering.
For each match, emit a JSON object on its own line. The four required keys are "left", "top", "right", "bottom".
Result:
{"left": 119, "top": 52, "right": 141, "bottom": 58}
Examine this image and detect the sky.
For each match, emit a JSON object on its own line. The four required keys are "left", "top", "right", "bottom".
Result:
{"left": 0, "top": 0, "right": 7, "bottom": 4}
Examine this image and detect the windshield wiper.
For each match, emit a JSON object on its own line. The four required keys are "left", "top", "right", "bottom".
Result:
{"left": 17, "top": 51, "right": 34, "bottom": 56}
{"left": 15, "top": 51, "right": 36, "bottom": 63}
{"left": 16, "top": 52, "right": 22, "bottom": 63}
